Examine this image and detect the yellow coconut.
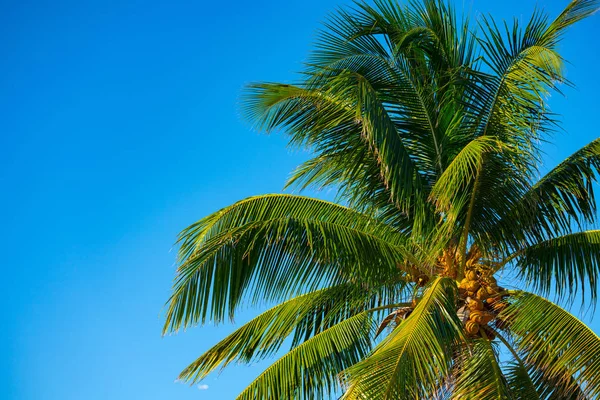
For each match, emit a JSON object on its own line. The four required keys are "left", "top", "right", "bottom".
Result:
{"left": 465, "top": 321, "right": 480, "bottom": 335}
{"left": 467, "top": 281, "right": 480, "bottom": 292}
{"left": 466, "top": 270, "right": 478, "bottom": 281}
{"left": 470, "top": 311, "right": 485, "bottom": 324}
{"left": 476, "top": 287, "right": 488, "bottom": 300}
{"left": 467, "top": 298, "right": 484, "bottom": 311}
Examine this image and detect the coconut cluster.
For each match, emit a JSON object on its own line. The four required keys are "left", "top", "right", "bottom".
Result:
{"left": 397, "top": 246, "right": 509, "bottom": 339}
{"left": 458, "top": 267, "right": 506, "bottom": 338}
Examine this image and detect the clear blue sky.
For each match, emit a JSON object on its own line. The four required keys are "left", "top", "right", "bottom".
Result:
{"left": 2, "top": 1, "right": 599, "bottom": 399}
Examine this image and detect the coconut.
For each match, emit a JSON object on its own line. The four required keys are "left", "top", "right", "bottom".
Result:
{"left": 466, "top": 270, "right": 478, "bottom": 281}
{"left": 465, "top": 321, "right": 480, "bottom": 335}
{"left": 469, "top": 311, "right": 485, "bottom": 324}
{"left": 470, "top": 311, "right": 494, "bottom": 324}
{"left": 476, "top": 287, "right": 488, "bottom": 300}
{"left": 467, "top": 298, "right": 484, "bottom": 311}
{"left": 467, "top": 281, "right": 480, "bottom": 292}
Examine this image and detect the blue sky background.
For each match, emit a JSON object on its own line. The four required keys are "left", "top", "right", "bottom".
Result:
{"left": 2, "top": 0, "right": 599, "bottom": 399}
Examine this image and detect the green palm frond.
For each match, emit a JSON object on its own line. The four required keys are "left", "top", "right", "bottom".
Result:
{"left": 235, "top": 310, "right": 375, "bottom": 400}
{"left": 177, "top": 283, "right": 407, "bottom": 384}
{"left": 501, "top": 138, "right": 600, "bottom": 244}
{"left": 242, "top": 75, "right": 428, "bottom": 220}
{"left": 528, "top": 356, "right": 588, "bottom": 400}
{"left": 497, "top": 325, "right": 589, "bottom": 400}
{"left": 343, "top": 277, "right": 463, "bottom": 399}
{"left": 498, "top": 322, "right": 589, "bottom": 400}
{"left": 460, "top": 1, "right": 600, "bottom": 252}
{"left": 505, "top": 361, "right": 540, "bottom": 400}
{"left": 511, "top": 230, "right": 600, "bottom": 303}
{"left": 355, "top": 71, "right": 429, "bottom": 213}
{"left": 243, "top": 82, "right": 403, "bottom": 222}
{"left": 451, "top": 340, "right": 512, "bottom": 400}
{"left": 164, "top": 194, "right": 410, "bottom": 333}
{"left": 429, "top": 136, "right": 503, "bottom": 216}
{"left": 500, "top": 291, "right": 600, "bottom": 399}
{"left": 493, "top": 330, "right": 540, "bottom": 400}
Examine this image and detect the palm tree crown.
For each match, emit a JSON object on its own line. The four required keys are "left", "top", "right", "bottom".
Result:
{"left": 164, "top": 0, "right": 600, "bottom": 398}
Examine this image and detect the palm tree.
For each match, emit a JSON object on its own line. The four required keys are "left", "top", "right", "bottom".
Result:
{"left": 163, "top": 0, "right": 600, "bottom": 398}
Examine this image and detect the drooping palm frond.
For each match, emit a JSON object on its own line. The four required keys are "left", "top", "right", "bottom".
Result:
{"left": 451, "top": 339, "right": 512, "bottom": 400}
{"left": 511, "top": 230, "right": 600, "bottom": 303}
{"left": 529, "top": 356, "right": 589, "bottom": 400}
{"left": 343, "top": 277, "right": 463, "bottom": 399}
{"left": 243, "top": 70, "right": 428, "bottom": 217}
{"left": 497, "top": 320, "right": 588, "bottom": 400}
{"left": 504, "top": 360, "right": 540, "bottom": 400}
{"left": 235, "top": 310, "right": 376, "bottom": 400}
{"left": 490, "top": 329, "right": 541, "bottom": 400}
{"left": 177, "top": 282, "right": 409, "bottom": 384}
{"left": 500, "top": 291, "right": 600, "bottom": 399}
{"left": 497, "top": 138, "right": 600, "bottom": 245}
{"left": 164, "top": 194, "right": 410, "bottom": 333}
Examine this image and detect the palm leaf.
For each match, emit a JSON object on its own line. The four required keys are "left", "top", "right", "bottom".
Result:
{"left": 458, "top": 0, "right": 599, "bottom": 255}
{"left": 343, "top": 277, "right": 463, "bottom": 399}
{"left": 512, "top": 230, "right": 600, "bottom": 303}
{"left": 163, "top": 194, "right": 409, "bottom": 332}
{"left": 500, "top": 138, "right": 600, "bottom": 244}
{"left": 451, "top": 339, "right": 512, "bottom": 400}
{"left": 235, "top": 310, "right": 375, "bottom": 400}
{"left": 494, "top": 329, "right": 540, "bottom": 400}
{"left": 500, "top": 291, "right": 600, "bottom": 399}
{"left": 177, "top": 283, "right": 407, "bottom": 384}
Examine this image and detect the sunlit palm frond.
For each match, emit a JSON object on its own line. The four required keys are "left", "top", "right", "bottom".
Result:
{"left": 178, "top": 282, "right": 407, "bottom": 384}
{"left": 451, "top": 340, "right": 512, "bottom": 400}
{"left": 500, "top": 291, "right": 600, "bottom": 399}
{"left": 235, "top": 310, "right": 376, "bottom": 400}
{"left": 459, "top": 1, "right": 599, "bottom": 255}
{"left": 429, "top": 136, "right": 503, "bottom": 217}
{"left": 343, "top": 277, "right": 463, "bottom": 399}
{"left": 164, "top": 194, "right": 410, "bottom": 332}
{"left": 503, "top": 138, "right": 600, "bottom": 244}
{"left": 511, "top": 230, "right": 600, "bottom": 303}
